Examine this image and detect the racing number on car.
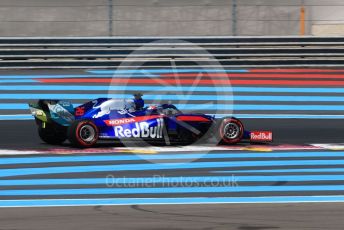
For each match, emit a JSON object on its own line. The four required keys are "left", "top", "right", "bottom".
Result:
{"left": 75, "top": 107, "right": 85, "bottom": 116}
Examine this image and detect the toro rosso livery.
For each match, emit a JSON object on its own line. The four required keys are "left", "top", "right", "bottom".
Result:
{"left": 29, "top": 97, "right": 272, "bottom": 148}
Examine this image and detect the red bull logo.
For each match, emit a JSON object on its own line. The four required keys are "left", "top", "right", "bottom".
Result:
{"left": 114, "top": 118, "right": 164, "bottom": 138}
{"left": 250, "top": 131, "right": 273, "bottom": 142}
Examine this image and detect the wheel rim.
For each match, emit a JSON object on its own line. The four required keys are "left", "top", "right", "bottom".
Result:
{"left": 223, "top": 122, "right": 240, "bottom": 139}
{"left": 79, "top": 124, "right": 95, "bottom": 142}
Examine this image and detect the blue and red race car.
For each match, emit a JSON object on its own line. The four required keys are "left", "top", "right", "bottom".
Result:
{"left": 29, "top": 98, "right": 272, "bottom": 148}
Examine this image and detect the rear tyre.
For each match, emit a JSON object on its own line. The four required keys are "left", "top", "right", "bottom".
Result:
{"left": 68, "top": 120, "right": 99, "bottom": 148}
{"left": 218, "top": 117, "right": 244, "bottom": 144}
{"left": 38, "top": 123, "right": 67, "bottom": 145}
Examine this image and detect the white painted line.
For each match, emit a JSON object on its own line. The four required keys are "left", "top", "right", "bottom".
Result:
{"left": 0, "top": 144, "right": 329, "bottom": 156}
{"left": 0, "top": 150, "right": 42, "bottom": 155}
{"left": 311, "top": 143, "right": 344, "bottom": 151}
{"left": 2, "top": 196, "right": 344, "bottom": 208}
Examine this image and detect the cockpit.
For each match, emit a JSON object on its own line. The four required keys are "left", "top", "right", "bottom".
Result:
{"left": 94, "top": 99, "right": 136, "bottom": 112}
{"left": 94, "top": 98, "right": 182, "bottom": 115}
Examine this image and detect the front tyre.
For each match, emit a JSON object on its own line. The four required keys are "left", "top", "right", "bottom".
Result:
{"left": 218, "top": 117, "right": 244, "bottom": 144}
{"left": 68, "top": 120, "right": 99, "bottom": 148}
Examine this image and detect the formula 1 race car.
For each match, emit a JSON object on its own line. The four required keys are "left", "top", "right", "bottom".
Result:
{"left": 29, "top": 98, "right": 273, "bottom": 148}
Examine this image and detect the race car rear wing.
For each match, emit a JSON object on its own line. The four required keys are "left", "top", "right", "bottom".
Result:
{"left": 29, "top": 99, "right": 75, "bottom": 126}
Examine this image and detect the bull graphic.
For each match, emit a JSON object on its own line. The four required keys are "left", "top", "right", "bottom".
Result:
{"left": 92, "top": 99, "right": 127, "bottom": 118}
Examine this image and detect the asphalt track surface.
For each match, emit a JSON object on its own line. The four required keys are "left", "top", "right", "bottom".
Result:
{"left": 2, "top": 119, "right": 344, "bottom": 149}
{"left": 1, "top": 203, "right": 344, "bottom": 230}
{"left": 2, "top": 69, "right": 344, "bottom": 229}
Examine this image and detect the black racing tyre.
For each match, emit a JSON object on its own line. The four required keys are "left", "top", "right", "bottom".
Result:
{"left": 218, "top": 117, "right": 244, "bottom": 144}
{"left": 38, "top": 123, "right": 67, "bottom": 145}
{"left": 68, "top": 119, "right": 99, "bottom": 148}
